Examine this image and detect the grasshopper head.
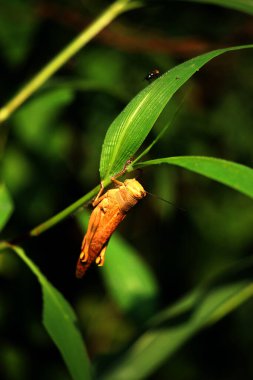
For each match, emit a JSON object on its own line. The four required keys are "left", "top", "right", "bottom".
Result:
{"left": 124, "top": 179, "right": 146, "bottom": 200}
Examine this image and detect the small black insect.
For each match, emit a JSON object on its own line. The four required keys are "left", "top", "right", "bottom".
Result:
{"left": 145, "top": 68, "right": 161, "bottom": 82}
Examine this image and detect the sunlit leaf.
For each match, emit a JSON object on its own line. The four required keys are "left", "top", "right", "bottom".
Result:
{"left": 134, "top": 156, "right": 253, "bottom": 199}
{"left": 100, "top": 45, "right": 253, "bottom": 180}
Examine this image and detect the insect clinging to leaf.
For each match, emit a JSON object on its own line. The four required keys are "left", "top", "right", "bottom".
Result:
{"left": 145, "top": 68, "right": 161, "bottom": 82}
{"left": 76, "top": 176, "right": 146, "bottom": 278}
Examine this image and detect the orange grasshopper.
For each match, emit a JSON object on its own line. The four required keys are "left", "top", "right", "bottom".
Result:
{"left": 76, "top": 176, "right": 146, "bottom": 278}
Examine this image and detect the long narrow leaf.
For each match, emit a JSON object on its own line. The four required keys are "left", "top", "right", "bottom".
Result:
{"left": 99, "top": 45, "right": 253, "bottom": 180}
{"left": 99, "top": 280, "right": 253, "bottom": 380}
{"left": 102, "top": 233, "right": 159, "bottom": 319}
{"left": 183, "top": 0, "right": 253, "bottom": 15}
{"left": 4, "top": 244, "right": 91, "bottom": 380}
{"left": 134, "top": 156, "right": 253, "bottom": 199}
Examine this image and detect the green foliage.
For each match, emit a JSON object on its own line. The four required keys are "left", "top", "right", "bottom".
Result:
{"left": 0, "top": 1, "right": 253, "bottom": 380}
{"left": 102, "top": 233, "right": 159, "bottom": 319}
{"left": 100, "top": 45, "right": 252, "bottom": 180}
{"left": 0, "top": 184, "right": 13, "bottom": 231}
{"left": 99, "top": 281, "right": 253, "bottom": 380}
{"left": 0, "top": 0, "right": 38, "bottom": 65}
{"left": 13, "top": 88, "right": 74, "bottom": 157}
{"left": 6, "top": 245, "right": 91, "bottom": 380}
{"left": 77, "top": 212, "right": 159, "bottom": 319}
{"left": 135, "top": 156, "right": 253, "bottom": 199}
{"left": 78, "top": 213, "right": 159, "bottom": 320}
{"left": 183, "top": 0, "right": 253, "bottom": 15}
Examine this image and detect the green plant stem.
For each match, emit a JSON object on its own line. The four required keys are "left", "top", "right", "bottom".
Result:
{"left": 29, "top": 177, "right": 113, "bottom": 237}
{"left": 0, "top": 172, "right": 129, "bottom": 242}
{"left": 29, "top": 159, "right": 134, "bottom": 236}
{"left": 29, "top": 161, "right": 134, "bottom": 237}
{"left": 0, "top": 0, "right": 141, "bottom": 123}
{"left": 29, "top": 185, "right": 100, "bottom": 236}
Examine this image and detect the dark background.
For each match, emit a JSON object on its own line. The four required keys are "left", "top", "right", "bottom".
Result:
{"left": 0, "top": 1, "right": 253, "bottom": 379}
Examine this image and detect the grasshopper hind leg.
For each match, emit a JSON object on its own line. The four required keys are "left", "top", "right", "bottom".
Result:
{"left": 95, "top": 241, "right": 109, "bottom": 267}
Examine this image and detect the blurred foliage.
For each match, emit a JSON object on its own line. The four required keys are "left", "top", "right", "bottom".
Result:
{"left": 0, "top": 1, "right": 253, "bottom": 380}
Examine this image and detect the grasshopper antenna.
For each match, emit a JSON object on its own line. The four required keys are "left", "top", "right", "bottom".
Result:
{"left": 146, "top": 190, "right": 186, "bottom": 212}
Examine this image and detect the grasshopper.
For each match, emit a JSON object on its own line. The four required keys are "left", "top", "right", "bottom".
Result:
{"left": 76, "top": 177, "right": 146, "bottom": 278}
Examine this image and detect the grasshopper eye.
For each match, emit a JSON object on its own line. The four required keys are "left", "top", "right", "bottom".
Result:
{"left": 124, "top": 179, "right": 146, "bottom": 199}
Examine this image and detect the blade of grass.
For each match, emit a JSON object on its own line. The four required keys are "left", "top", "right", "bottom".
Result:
{"left": 0, "top": 0, "right": 142, "bottom": 122}
{"left": 182, "top": 0, "right": 253, "bottom": 15}
{"left": 11, "top": 46, "right": 253, "bottom": 239}
{"left": 132, "top": 98, "right": 184, "bottom": 164}
{"left": 133, "top": 156, "right": 253, "bottom": 199}
{"left": 0, "top": 243, "right": 91, "bottom": 380}
{"left": 100, "top": 44, "right": 253, "bottom": 180}
{"left": 99, "top": 280, "right": 253, "bottom": 380}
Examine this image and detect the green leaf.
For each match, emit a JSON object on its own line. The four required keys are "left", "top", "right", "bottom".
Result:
{"left": 99, "top": 44, "right": 253, "bottom": 180}
{"left": 134, "top": 156, "right": 253, "bottom": 199}
{"left": 4, "top": 244, "right": 91, "bottom": 380}
{"left": 77, "top": 212, "right": 159, "bottom": 320}
{"left": 0, "top": 1, "right": 38, "bottom": 65}
{"left": 99, "top": 280, "right": 253, "bottom": 380}
{"left": 183, "top": 0, "right": 253, "bottom": 15}
{"left": 0, "top": 184, "right": 14, "bottom": 231}
{"left": 102, "top": 234, "right": 159, "bottom": 320}
{"left": 13, "top": 88, "right": 74, "bottom": 155}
